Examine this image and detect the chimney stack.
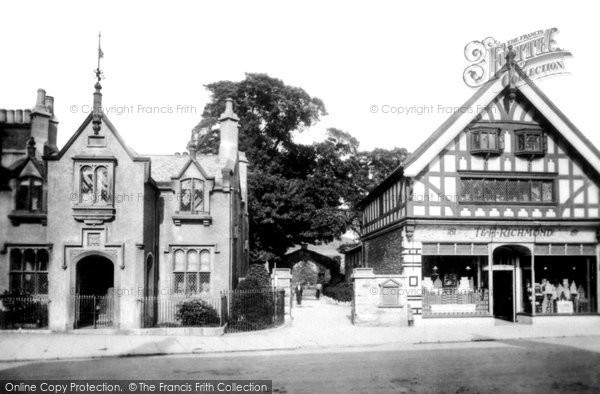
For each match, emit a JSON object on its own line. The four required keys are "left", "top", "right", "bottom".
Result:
{"left": 46, "top": 96, "right": 59, "bottom": 154}
{"left": 187, "top": 129, "right": 200, "bottom": 160}
{"left": 30, "top": 89, "right": 51, "bottom": 156}
{"left": 218, "top": 98, "right": 240, "bottom": 164}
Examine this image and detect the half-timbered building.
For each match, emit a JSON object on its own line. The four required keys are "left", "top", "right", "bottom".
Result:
{"left": 356, "top": 56, "right": 599, "bottom": 324}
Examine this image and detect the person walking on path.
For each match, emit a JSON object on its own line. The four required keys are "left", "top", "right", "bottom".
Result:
{"left": 315, "top": 283, "right": 322, "bottom": 300}
{"left": 295, "top": 283, "right": 304, "bottom": 305}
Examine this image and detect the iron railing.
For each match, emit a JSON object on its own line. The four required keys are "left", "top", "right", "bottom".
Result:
{"left": 0, "top": 295, "right": 49, "bottom": 329}
{"left": 141, "top": 295, "right": 225, "bottom": 328}
{"left": 422, "top": 287, "right": 489, "bottom": 317}
{"left": 73, "top": 295, "right": 114, "bottom": 329}
{"left": 225, "top": 288, "right": 285, "bottom": 333}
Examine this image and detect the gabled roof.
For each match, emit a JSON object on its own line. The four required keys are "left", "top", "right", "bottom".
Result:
{"left": 403, "top": 65, "right": 600, "bottom": 177}
{"left": 146, "top": 154, "right": 221, "bottom": 183}
{"left": 45, "top": 113, "right": 148, "bottom": 162}
{"left": 357, "top": 63, "right": 600, "bottom": 210}
{"left": 7, "top": 154, "right": 45, "bottom": 179}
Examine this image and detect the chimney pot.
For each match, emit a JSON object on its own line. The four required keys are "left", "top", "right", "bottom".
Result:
{"left": 45, "top": 96, "right": 54, "bottom": 114}
{"left": 0, "top": 109, "right": 6, "bottom": 123}
{"left": 15, "top": 110, "right": 23, "bottom": 123}
{"left": 34, "top": 89, "right": 47, "bottom": 113}
{"left": 23, "top": 109, "right": 32, "bottom": 123}
{"left": 6, "top": 110, "right": 15, "bottom": 123}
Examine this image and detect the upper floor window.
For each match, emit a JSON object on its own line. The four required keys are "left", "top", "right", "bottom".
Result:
{"left": 9, "top": 248, "right": 49, "bottom": 295}
{"left": 16, "top": 177, "right": 43, "bottom": 211}
{"left": 80, "top": 165, "right": 109, "bottom": 204}
{"left": 180, "top": 178, "right": 204, "bottom": 213}
{"left": 470, "top": 128, "right": 503, "bottom": 156}
{"left": 79, "top": 164, "right": 111, "bottom": 205}
{"left": 172, "top": 248, "right": 211, "bottom": 294}
{"left": 515, "top": 129, "right": 546, "bottom": 156}
{"left": 460, "top": 177, "right": 555, "bottom": 204}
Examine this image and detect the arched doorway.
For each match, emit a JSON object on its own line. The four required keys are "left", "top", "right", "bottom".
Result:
{"left": 492, "top": 245, "right": 532, "bottom": 322}
{"left": 75, "top": 255, "right": 114, "bottom": 328}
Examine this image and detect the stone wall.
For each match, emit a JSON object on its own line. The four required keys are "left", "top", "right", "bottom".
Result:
{"left": 363, "top": 228, "right": 403, "bottom": 274}
{"left": 351, "top": 268, "right": 409, "bottom": 326}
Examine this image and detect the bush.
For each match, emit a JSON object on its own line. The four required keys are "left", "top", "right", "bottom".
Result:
{"left": 323, "top": 282, "right": 353, "bottom": 303}
{"left": 0, "top": 290, "right": 49, "bottom": 329}
{"left": 244, "top": 264, "right": 272, "bottom": 288}
{"left": 175, "top": 299, "right": 220, "bottom": 327}
{"left": 229, "top": 279, "right": 275, "bottom": 331}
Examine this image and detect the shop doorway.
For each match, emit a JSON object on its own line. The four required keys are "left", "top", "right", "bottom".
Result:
{"left": 492, "top": 245, "right": 531, "bottom": 322}
{"left": 493, "top": 271, "right": 514, "bottom": 321}
{"left": 75, "top": 255, "right": 114, "bottom": 328}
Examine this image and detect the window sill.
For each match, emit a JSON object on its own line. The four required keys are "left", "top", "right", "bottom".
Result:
{"left": 8, "top": 211, "right": 47, "bottom": 226}
{"left": 72, "top": 205, "right": 115, "bottom": 225}
{"left": 172, "top": 212, "right": 212, "bottom": 226}
{"left": 470, "top": 149, "right": 503, "bottom": 156}
{"left": 457, "top": 201, "right": 557, "bottom": 206}
{"left": 378, "top": 304, "right": 404, "bottom": 309}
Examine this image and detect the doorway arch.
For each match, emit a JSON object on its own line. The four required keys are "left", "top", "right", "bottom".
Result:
{"left": 75, "top": 254, "right": 114, "bottom": 328}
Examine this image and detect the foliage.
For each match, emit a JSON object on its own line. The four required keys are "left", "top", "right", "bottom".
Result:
{"left": 323, "top": 282, "right": 353, "bottom": 303}
{"left": 229, "top": 280, "right": 276, "bottom": 331}
{"left": 337, "top": 242, "right": 360, "bottom": 254}
{"left": 292, "top": 261, "right": 319, "bottom": 286}
{"left": 244, "top": 263, "right": 272, "bottom": 288}
{"left": 0, "top": 290, "right": 48, "bottom": 328}
{"left": 175, "top": 299, "right": 220, "bottom": 327}
{"left": 195, "top": 73, "right": 408, "bottom": 263}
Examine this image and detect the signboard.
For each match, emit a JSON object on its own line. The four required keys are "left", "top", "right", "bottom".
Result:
{"left": 415, "top": 225, "right": 597, "bottom": 244}
{"left": 463, "top": 28, "right": 572, "bottom": 88}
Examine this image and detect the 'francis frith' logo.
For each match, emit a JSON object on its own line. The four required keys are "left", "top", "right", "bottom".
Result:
{"left": 463, "top": 28, "right": 572, "bottom": 88}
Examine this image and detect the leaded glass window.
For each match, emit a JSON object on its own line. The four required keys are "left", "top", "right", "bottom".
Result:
{"left": 9, "top": 248, "right": 49, "bottom": 295}
{"left": 79, "top": 164, "right": 111, "bottom": 205}
{"left": 172, "top": 248, "right": 211, "bottom": 294}
{"left": 180, "top": 178, "right": 204, "bottom": 213}
{"left": 460, "top": 178, "right": 555, "bottom": 203}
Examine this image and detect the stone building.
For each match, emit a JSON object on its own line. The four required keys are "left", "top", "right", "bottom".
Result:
{"left": 354, "top": 55, "right": 600, "bottom": 325}
{"left": 0, "top": 80, "right": 249, "bottom": 331}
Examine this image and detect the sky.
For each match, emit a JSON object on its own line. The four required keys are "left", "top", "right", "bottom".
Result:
{"left": 1, "top": 1, "right": 599, "bottom": 156}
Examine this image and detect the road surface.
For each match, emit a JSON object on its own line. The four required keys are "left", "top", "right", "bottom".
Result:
{"left": 1, "top": 337, "right": 599, "bottom": 393}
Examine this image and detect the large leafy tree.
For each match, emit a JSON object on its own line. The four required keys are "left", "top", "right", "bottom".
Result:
{"left": 195, "top": 73, "right": 406, "bottom": 263}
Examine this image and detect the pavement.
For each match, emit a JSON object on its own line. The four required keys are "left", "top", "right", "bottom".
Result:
{"left": 0, "top": 297, "right": 599, "bottom": 362}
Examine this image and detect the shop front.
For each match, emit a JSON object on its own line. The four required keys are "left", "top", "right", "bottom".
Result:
{"left": 415, "top": 224, "right": 599, "bottom": 322}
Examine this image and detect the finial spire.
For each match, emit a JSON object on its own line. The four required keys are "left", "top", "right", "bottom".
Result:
{"left": 219, "top": 98, "right": 240, "bottom": 122}
{"left": 92, "top": 32, "right": 104, "bottom": 135}
{"left": 506, "top": 45, "right": 518, "bottom": 102}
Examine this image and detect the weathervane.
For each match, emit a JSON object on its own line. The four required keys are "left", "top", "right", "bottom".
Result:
{"left": 92, "top": 32, "right": 104, "bottom": 135}
{"left": 95, "top": 32, "right": 104, "bottom": 82}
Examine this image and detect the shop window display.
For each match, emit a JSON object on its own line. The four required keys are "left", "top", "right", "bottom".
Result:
{"left": 533, "top": 257, "right": 597, "bottom": 315}
{"left": 421, "top": 256, "right": 489, "bottom": 316}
